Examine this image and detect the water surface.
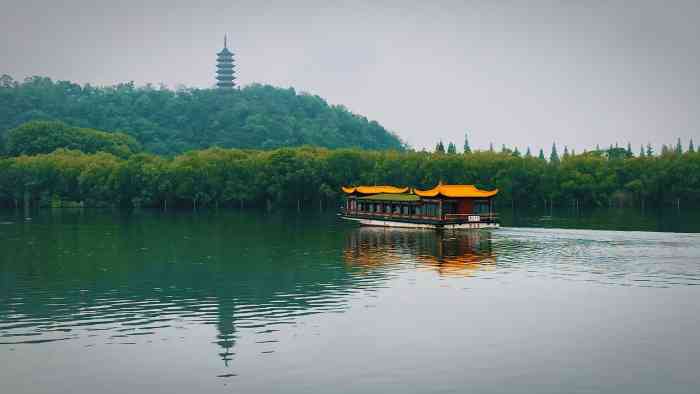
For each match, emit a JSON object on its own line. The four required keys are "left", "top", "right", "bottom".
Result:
{"left": 1, "top": 209, "right": 699, "bottom": 393}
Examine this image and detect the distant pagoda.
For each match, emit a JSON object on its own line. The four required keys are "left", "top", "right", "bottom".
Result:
{"left": 216, "top": 34, "right": 236, "bottom": 89}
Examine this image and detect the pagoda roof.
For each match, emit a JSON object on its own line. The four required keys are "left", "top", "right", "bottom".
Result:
{"left": 342, "top": 185, "right": 409, "bottom": 195}
{"left": 358, "top": 193, "right": 420, "bottom": 202}
{"left": 414, "top": 183, "right": 498, "bottom": 198}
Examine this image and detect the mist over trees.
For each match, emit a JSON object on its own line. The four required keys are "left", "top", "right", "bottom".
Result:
{"left": 0, "top": 75, "right": 404, "bottom": 154}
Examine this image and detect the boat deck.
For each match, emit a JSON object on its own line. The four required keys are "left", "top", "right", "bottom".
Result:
{"left": 340, "top": 210, "right": 499, "bottom": 229}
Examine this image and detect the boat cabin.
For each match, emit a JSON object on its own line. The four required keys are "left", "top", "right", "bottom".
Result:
{"left": 340, "top": 184, "right": 499, "bottom": 229}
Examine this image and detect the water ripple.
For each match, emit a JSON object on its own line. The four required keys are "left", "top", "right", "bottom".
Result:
{"left": 2, "top": 212, "right": 700, "bottom": 367}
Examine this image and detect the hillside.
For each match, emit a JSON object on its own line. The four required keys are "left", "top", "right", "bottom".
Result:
{"left": 0, "top": 75, "right": 404, "bottom": 155}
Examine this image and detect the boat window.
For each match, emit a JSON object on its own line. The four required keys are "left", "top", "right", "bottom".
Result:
{"left": 474, "top": 200, "right": 491, "bottom": 214}
{"left": 424, "top": 203, "right": 439, "bottom": 217}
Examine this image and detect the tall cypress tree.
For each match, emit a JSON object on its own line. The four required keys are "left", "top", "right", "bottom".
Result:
{"left": 676, "top": 138, "right": 683, "bottom": 154}
{"left": 640, "top": 144, "right": 645, "bottom": 157}
{"left": 489, "top": 142, "right": 494, "bottom": 152}
{"left": 627, "top": 142, "right": 632, "bottom": 156}
{"left": 689, "top": 138, "right": 695, "bottom": 153}
{"left": 646, "top": 143, "right": 654, "bottom": 157}
{"left": 550, "top": 143, "right": 560, "bottom": 164}
{"left": 512, "top": 147, "right": 521, "bottom": 157}
{"left": 525, "top": 147, "right": 532, "bottom": 157}
{"left": 447, "top": 142, "right": 457, "bottom": 154}
{"left": 538, "top": 148, "right": 545, "bottom": 160}
{"left": 463, "top": 133, "right": 471, "bottom": 154}
{"left": 435, "top": 141, "right": 445, "bottom": 154}
{"left": 563, "top": 145, "right": 570, "bottom": 159}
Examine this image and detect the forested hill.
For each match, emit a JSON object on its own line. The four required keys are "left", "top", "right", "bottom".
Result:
{"left": 0, "top": 75, "right": 404, "bottom": 155}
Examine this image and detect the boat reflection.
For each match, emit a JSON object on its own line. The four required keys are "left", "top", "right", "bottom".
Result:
{"left": 343, "top": 227, "right": 496, "bottom": 278}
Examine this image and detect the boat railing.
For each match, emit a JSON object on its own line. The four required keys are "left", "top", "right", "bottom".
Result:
{"left": 443, "top": 213, "right": 499, "bottom": 222}
{"left": 341, "top": 209, "right": 498, "bottom": 223}
{"left": 343, "top": 210, "right": 438, "bottom": 220}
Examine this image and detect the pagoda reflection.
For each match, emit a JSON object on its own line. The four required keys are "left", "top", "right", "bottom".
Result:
{"left": 343, "top": 227, "right": 495, "bottom": 277}
{"left": 0, "top": 210, "right": 498, "bottom": 372}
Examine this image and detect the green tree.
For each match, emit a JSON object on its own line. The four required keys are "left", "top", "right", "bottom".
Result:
{"left": 0, "top": 74, "right": 16, "bottom": 88}
{"left": 608, "top": 147, "right": 631, "bottom": 160}
{"left": 463, "top": 133, "right": 471, "bottom": 154}
{"left": 447, "top": 142, "right": 457, "bottom": 154}
{"left": 689, "top": 138, "right": 695, "bottom": 153}
{"left": 435, "top": 141, "right": 445, "bottom": 154}
{"left": 5, "top": 121, "right": 140, "bottom": 158}
{"left": 0, "top": 76, "right": 405, "bottom": 154}
{"left": 2, "top": 125, "right": 700, "bottom": 210}
{"left": 550, "top": 143, "right": 560, "bottom": 164}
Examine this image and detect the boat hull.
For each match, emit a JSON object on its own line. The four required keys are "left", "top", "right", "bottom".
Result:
{"left": 340, "top": 215, "right": 499, "bottom": 230}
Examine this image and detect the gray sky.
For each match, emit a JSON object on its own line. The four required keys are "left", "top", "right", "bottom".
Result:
{"left": 1, "top": 0, "right": 699, "bottom": 152}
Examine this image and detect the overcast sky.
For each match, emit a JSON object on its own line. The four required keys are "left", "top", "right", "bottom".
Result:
{"left": 1, "top": 0, "right": 699, "bottom": 152}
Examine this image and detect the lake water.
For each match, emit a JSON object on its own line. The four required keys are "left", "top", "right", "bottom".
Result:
{"left": 1, "top": 209, "right": 699, "bottom": 394}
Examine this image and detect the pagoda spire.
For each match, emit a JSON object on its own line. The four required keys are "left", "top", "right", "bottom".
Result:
{"left": 216, "top": 34, "right": 236, "bottom": 89}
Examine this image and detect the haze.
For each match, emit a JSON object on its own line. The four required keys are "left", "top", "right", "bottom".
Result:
{"left": 2, "top": 0, "right": 698, "bottom": 152}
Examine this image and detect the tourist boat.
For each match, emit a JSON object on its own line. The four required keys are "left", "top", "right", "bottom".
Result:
{"left": 339, "top": 183, "right": 499, "bottom": 229}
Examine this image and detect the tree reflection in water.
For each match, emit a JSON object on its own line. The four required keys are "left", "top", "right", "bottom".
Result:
{"left": 0, "top": 210, "right": 499, "bottom": 368}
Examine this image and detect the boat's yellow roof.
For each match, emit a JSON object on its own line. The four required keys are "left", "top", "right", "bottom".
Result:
{"left": 414, "top": 184, "right": 498, "bottom": 198}
{"left": 341, "top": 186, "right": 409, "bottom": 195}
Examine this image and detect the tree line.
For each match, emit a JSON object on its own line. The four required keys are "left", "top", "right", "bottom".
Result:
{"left": 438, "top": 133, "right": 695, "bottom": 160}
{"left": 1, "top": 140, "right": 698, "bottom": 210}
{"left": 0, "top": 75, "right": 404, "bottom": 155}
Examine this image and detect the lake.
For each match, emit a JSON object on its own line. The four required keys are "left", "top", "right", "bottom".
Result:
{"left": 1, "top": 208, "right": 699, "bottom": 394}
